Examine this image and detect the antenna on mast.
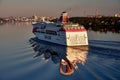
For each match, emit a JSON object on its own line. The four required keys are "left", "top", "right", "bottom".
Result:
{"left": 95, "top": 9, "right": 98, "bottom": 17}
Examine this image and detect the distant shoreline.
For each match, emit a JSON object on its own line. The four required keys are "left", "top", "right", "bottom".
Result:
{"left": 1, "top": 17, "right": 120, "bottom": 33}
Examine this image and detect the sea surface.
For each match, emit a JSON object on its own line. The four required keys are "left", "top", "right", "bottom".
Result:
{"left": 0, "top": 23, "right": 120, "bottom": 80}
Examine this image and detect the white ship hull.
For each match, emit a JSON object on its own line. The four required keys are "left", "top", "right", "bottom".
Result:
{"left": 34, "top": 30, "right": 88, "bottom": 46}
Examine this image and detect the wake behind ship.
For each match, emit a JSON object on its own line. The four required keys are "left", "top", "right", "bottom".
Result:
{"left": 32, "top": 12, "right": 88, "bottom": 46}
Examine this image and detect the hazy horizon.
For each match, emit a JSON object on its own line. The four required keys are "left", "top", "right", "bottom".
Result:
{"left": 0, "top": 0, "right": 120, "bottom": 17}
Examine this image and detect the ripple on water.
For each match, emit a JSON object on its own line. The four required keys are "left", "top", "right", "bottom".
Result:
{"left": 89, "top": 40, "right": 120, "bottom": 50}
{"left": 87, "top": 43, "right": 120, "bottom": 80}
{"left": 0, "top": 24, "right": 120, "bottom": 80}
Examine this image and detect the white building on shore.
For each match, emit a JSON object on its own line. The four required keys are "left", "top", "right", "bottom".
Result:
{"left": 115, "top": 13, "right": 120, "bottom": 17}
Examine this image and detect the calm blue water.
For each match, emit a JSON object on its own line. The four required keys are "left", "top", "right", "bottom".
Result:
{"left": 0, "top": 23, "right": 120, "bottom": 80}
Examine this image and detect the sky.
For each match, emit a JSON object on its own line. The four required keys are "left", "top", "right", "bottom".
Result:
{"left": 0, "top": 0, "right": 120, "bottom": 17}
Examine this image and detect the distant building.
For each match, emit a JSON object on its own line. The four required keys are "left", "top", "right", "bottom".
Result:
{"left": 115, "top": 13, "right": 120, "bottom": 17}
{"left": 32, "top": 15, "right": 38, "bottom": 21}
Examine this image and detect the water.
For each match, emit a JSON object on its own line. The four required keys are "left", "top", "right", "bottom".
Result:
{"left": 0, "top": 23, "right": 120, "bottom": 80}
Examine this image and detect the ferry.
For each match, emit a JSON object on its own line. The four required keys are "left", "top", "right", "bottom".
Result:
{"left": 32, "top": 12, "right": 88, "bottom": 46}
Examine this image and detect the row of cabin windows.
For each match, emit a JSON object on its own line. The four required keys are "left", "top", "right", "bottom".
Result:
{"left": 38, "top": 30, "right": 64, "bottom": 36}
{"left": 46, "top": 30, "right": 57, "bottom": 35}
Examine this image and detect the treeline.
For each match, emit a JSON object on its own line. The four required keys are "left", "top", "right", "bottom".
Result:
{"left": 69, "top": 17, "right": 120, "bottom": 33}
{"left": 0, "top": 18, "right": 7, "bottom": 25}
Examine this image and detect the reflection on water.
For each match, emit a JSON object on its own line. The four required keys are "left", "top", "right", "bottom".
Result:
{"left": 0, "top": 24, "right": 120, "bottom": 80}
{"left": 29, "top": 37, "right": 88, "bottom": 75}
